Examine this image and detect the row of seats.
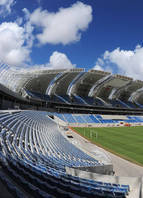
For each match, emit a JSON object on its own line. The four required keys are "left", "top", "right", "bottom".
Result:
{"left": 55, "top": 113, "right": 143, "bottom": 124}
{"left": 0, "top": 111, "right": 99, "bottom": 169}
{"left": 25, "top": 89, "right": 141, "bottom": 109}
{"left": 0, "top": 111, "right": 130, "bottom": 197}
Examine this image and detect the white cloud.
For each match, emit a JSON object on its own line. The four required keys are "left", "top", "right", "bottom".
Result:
{"left": 30, "top": 51, "right": 75, "bottom": 70}
{"left": 22, "top": 8, "right": 34, "bottom": 48}
{"left": 93, "top": 64, "right": 103, "bottom": 71}
{"left": 0, "top": 4, "right": 78, "bottom": 68}
{"left": 93, "top": 45, "right": 143, "bottom": 80}
{"left": 0, "top": 7, "right": 35, "bottom": 67}
{"left": 15, "top": 17, "right": 23, "bottom": 26}
{"left": 48, "top": 51, "right": 75, "bottom": 69}
{"left": 0, "top": 0, "right": 15, "bottom": 15}
{"left": 30, "top": 1, "right": 92, "bottom": 45}
{"left": 0, "top": 22, "right": 31, "bottom": 66}
{"left": 23, "top": 7, "right": 30, "bottom": 21}
{"left": 0, "top": 2, "right": 92, "bottom": 68}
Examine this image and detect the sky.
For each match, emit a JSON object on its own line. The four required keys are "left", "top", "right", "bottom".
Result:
{"left": 0, "top": 0, "right": 143, "bottom": 79}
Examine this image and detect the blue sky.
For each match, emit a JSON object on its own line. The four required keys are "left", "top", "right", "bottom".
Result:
{"left": 0, "top": 0, "right": 143, "bottom": 79}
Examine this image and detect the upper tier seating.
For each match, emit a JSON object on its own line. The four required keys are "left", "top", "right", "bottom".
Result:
{"left": 109, "top": 100, "right": 127, "bottom": 108}
{"left": 25, "top": 89, "right": 143, "bottom": 112}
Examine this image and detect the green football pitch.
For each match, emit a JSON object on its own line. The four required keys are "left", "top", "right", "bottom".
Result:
{"left": 72, "top": 126, "right": 143, "bottom": 166}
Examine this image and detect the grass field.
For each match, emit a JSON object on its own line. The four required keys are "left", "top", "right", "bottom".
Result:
{"left": 72, "top": 126, "right": 143, "bottom": 166}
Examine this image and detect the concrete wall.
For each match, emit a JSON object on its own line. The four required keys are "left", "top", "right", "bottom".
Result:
{"left": 54, "top": 116, "right": 67, "bottom": 126}
{"left": 66, "top": 164, "right": 113, "bottom": 175}
{"left": 66, "top": 167, "right": 142, "bottom": 198}
{"left": 66, "top": 123, "right": 119, "bottom": 128}
{"left": 102, "top": 114, "right": 128, "bottom": 119}
{"left": 66, "top": 122, "right": 143, "bottom": 128}
{"left": 141, "top": 177, "right": 143, "bottom": 198}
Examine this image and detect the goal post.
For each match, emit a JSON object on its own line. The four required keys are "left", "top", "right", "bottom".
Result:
{"left": 90, "top": 129, "right": 98, "bottom": 140}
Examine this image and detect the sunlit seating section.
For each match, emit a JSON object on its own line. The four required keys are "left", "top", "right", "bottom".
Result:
{"left": 0, "top": 111, "right": 131, "bottom": 198}
{"left": 55, "top": 113, "right": 143, "bottom": 125}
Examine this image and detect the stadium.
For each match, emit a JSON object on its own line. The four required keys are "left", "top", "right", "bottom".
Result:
{"left": 0, "top": 64, "right": 143, "bottom": 198}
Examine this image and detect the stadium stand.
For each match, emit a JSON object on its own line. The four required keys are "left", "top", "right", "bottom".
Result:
{"left": 0, "top": 111, "right": 131, "bottom": 198}
{"left": 0, "top": 63, "right": 143, "bottom": 197}
{"left": 55, "top": 113, "right": 143, "bottom": 126}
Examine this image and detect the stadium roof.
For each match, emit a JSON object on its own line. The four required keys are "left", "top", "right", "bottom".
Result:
{"left": 90, "top": 74, "right": 132, "bottom": 102}
{"left": 115, "top": 80, "right": 143, "bottom": 102}
{"left": 70, "top": 69, "right": 110, "bottom": 97}
{"left": 0, "top": 62, "right": 143, "bottom": 105}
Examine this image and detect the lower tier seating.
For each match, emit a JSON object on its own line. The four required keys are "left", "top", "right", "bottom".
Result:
{"left": 0, "top": 111, "right": 130, "bottom": 198}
